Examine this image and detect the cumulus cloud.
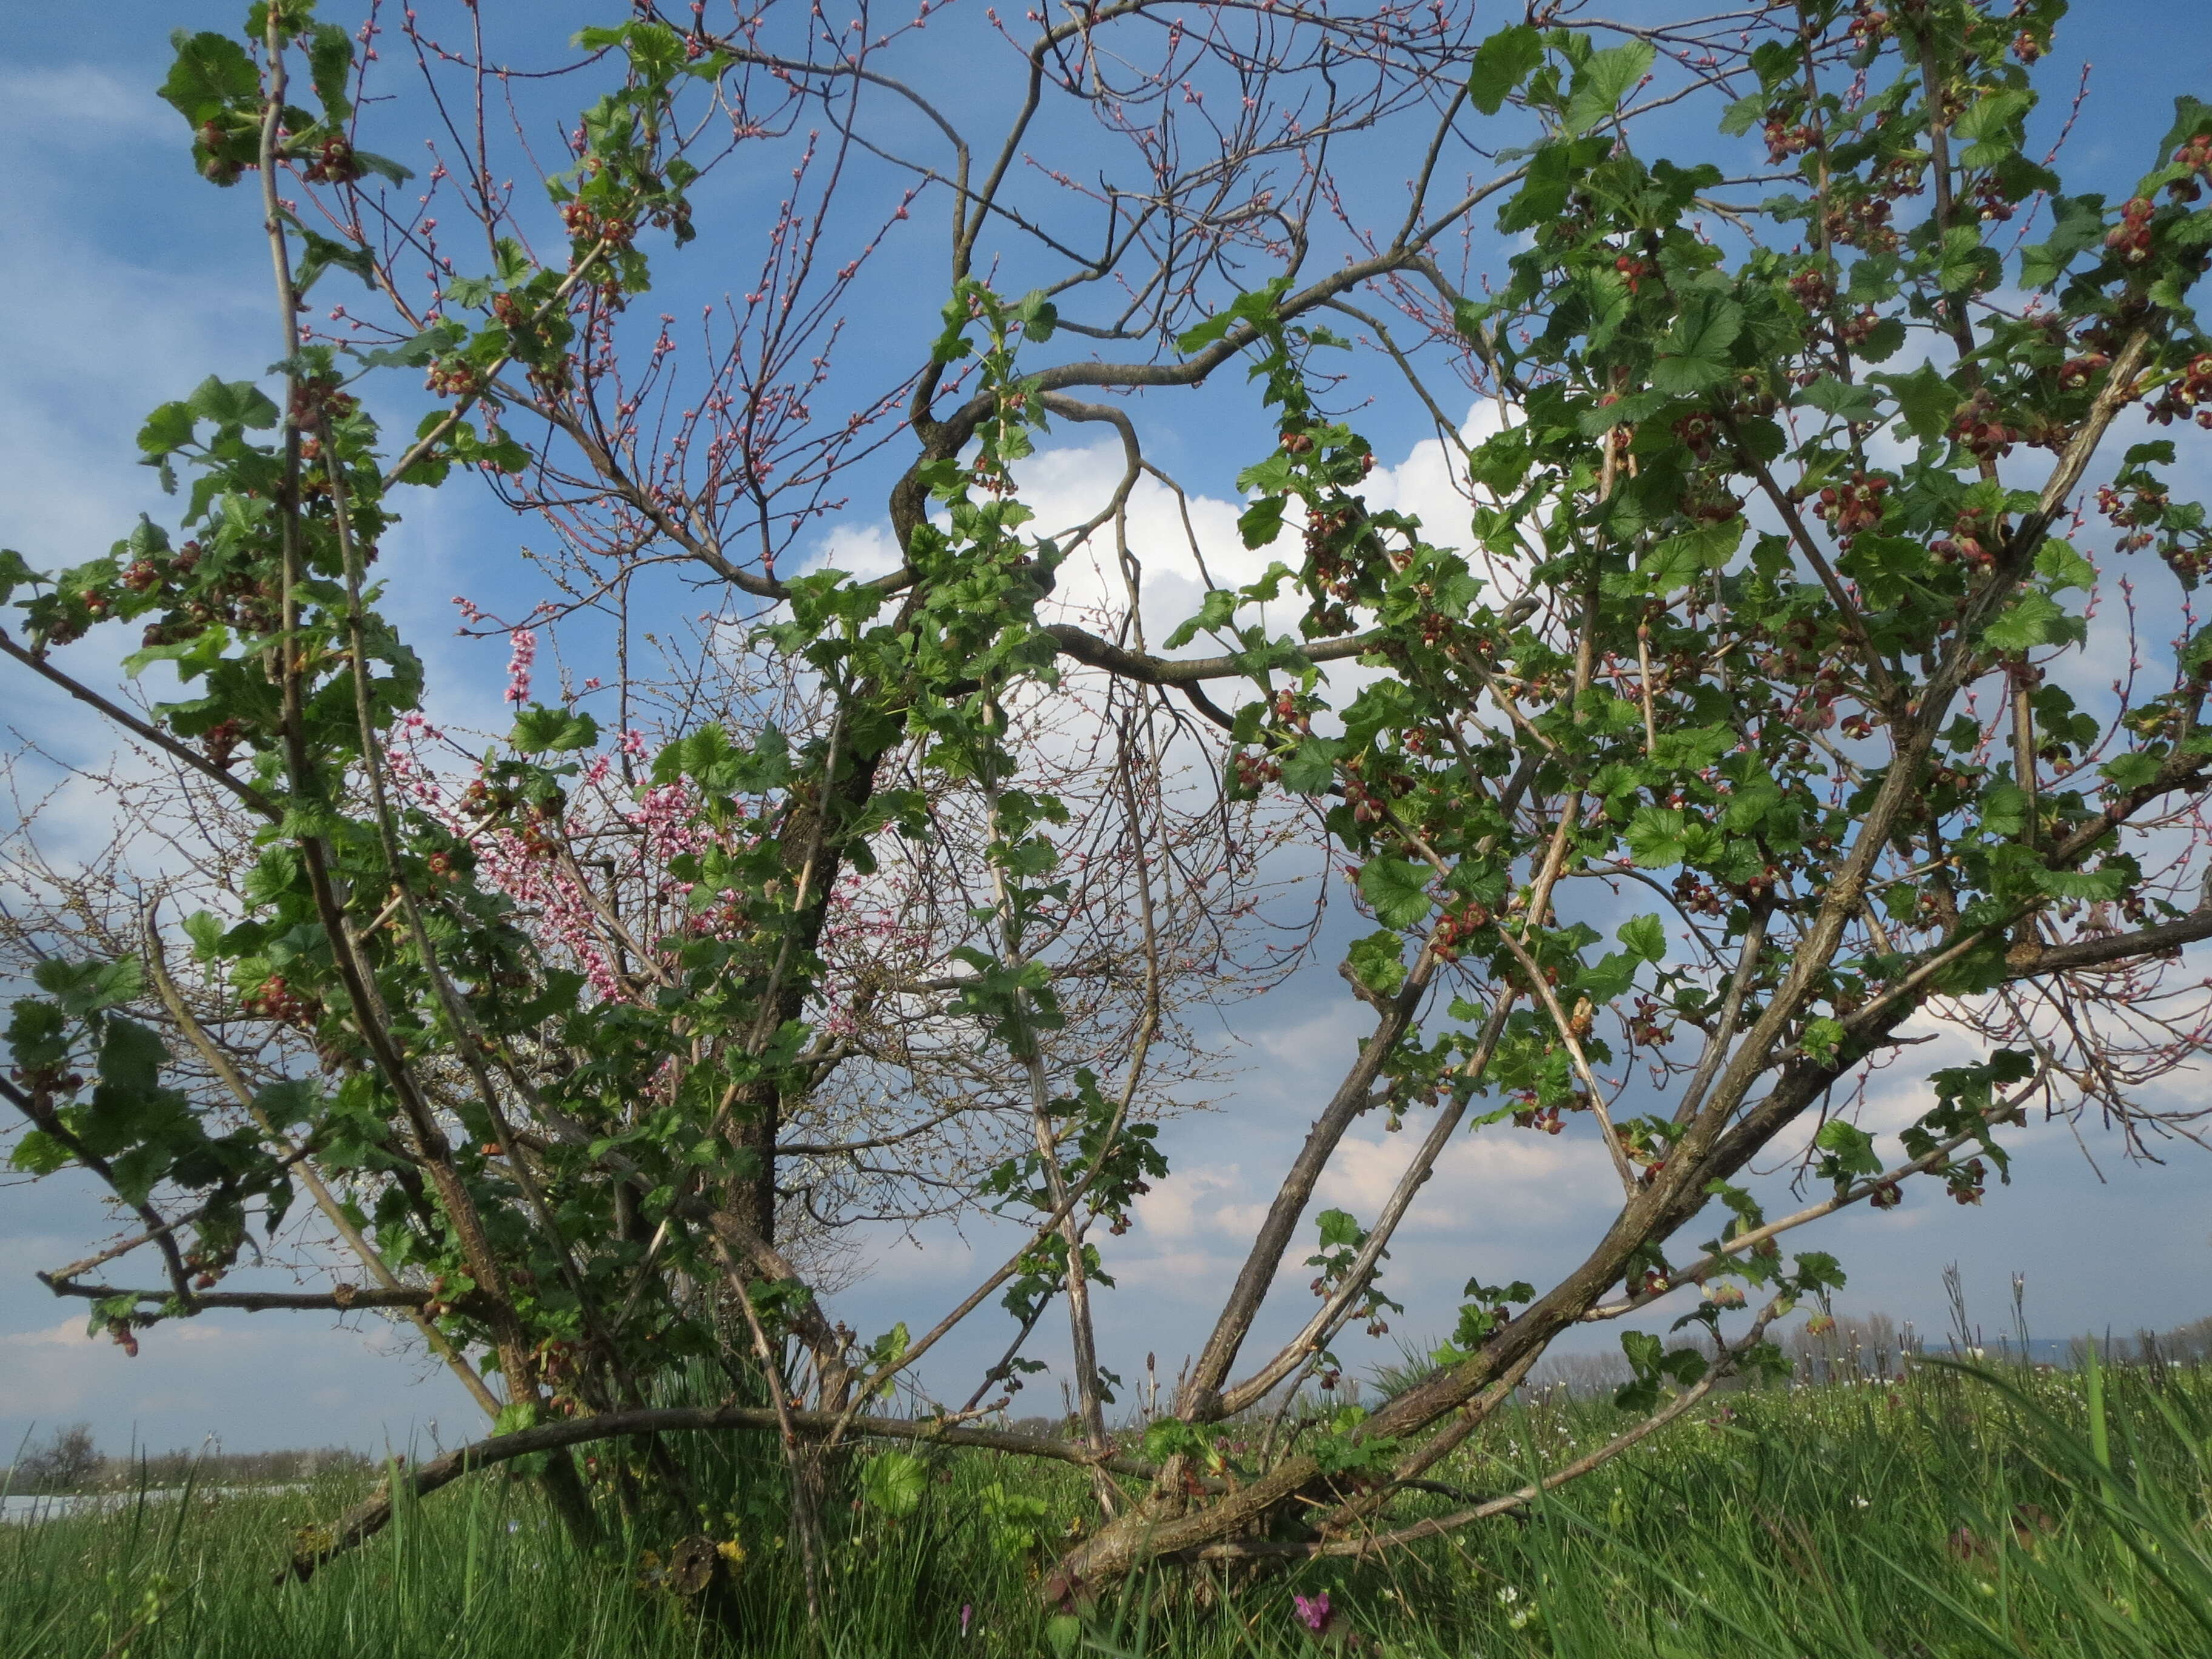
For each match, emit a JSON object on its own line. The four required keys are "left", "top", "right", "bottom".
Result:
{"left": 1134, "top": 1163, "right": 1271, "bottom": 1247}
{"left": 794, "top": 395, "right": 1527, "bottom": 691}
{"left": 1317, "top": 1128, "right": 1614, "bottom": 1234}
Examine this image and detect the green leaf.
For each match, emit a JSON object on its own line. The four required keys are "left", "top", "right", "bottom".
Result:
{"left": 1175, "top": 313, "right": 1233, "bottom": 355}
{"left": 1876, "top": 363, "right": 1956, "bottom": 441}
{"left": 1358, "top": 858, "right": 1434, "bottom": 931}
{"left": 1580, "top": 388, "right": 1665, "bottom": 437}
{"left": 181, "top": 911, "right": 227, "bottom": 959}
{"left": 1279, "top": 737, "right": 1339, "bottom": 796}
{"left": 1855, "top": 318, "right": 1908, "bottom": 363}
{"left": 1792, "top": 1249, "right": 1847, "bottom": 1291}
{"left": 356, "top": 324, "right": 465, "bottom": 370}
{"left": 2157, "top": 96, "right": 2212, "bottom": 160}
{"left": 1936, "top": 225, "right": 2000, "bottom": 296}
{"left": 307, "top": 22, "right": 355, "bottom": 124}
{"left": 1348, "top": 930, "right": 1408, "bottom": 996}
{"left": 1495, "top": 150, "right": 1555, "bottom": 232}
{"left": 0, "top": 549, "right": 37, "bottom": 606}
{"left": 37, "top": 957, "right": 144, "bottom": 1017}
{"left": 1798, "top": 377, "right": 1880, "bottom": 422}
{"left": 185, "top": 376, "right": 279, "bottom": 431}
{"left": 1640, "top": 518, "right": 1744, "bottom": 592}
{"left": 254, "top": 1077, "right": 321, "bottom": 1128}
{"left": 1813, "top": 1118, "right": 1880, "bottom": 1187}
{"left": 99, "top": 1019, "right": 167, "bottom": 1098}
{"left": 350, "top": 150, "right": 415, "bottom": 185}
{"left": 2020, "top": 195, "right": 2110, "bottom": 290}
{"left": 1566, "top": 41, "right": 1654, "bottom": 135}
{"left": 1800, "top": 1017, "right": 1846, "bottom": 1064}
{"left": 509, "top": 705, "right": 601, "bottom": 754}
{"left": 1828, "top": 534, "right": 1915, "bottom": 608}
{"left": 2099, "top": 751, "right": 2160, "bottom": 791}
{"left": 138, "top": 403, "right": 196, "bottom": 457}
{"left": 1624, "top": 806, "right": 1689, "bottom": 869}
{"left": 8, "top": 1129, "right": 70, "bottom": 1177}
{"left": 1578, "top": 950, "right": 1640, "bottom": 1003}
{"left": 1315, "top": 1208, "right": 1363, "bottom": 1249}
{"left": 1237, "top": 495, "right": 1287, "bottom": 549}
{"left": 2148, "top": 270, "right": 2203, "bottom": 322}
{"left": 1614, "top": 1374, "right": 1661, "bottom": 1414}
{"left": 7, "top": 999, "right": 69, "bottom": 1068}
{"left": 1979, "top": 782, "right": 2029, "bottom": 840}
{"left": 1982, "top": 590, "right": 2066, "bottom": 654}
{"left": 1651, "top": 295, "right": 1743, "bottom": 394}
{"left": 1718, "top": 92, "right": 1765, "bottom": 138}
{"left": 159, "top": 30, "right": 257, "bottom": 125}
{"left": 295, "top": 229, "right": 376, "bottom": 294}
{"left": 109, "top": 1145, "right": 169, "bottom": 1210}
{"left": 1954, "top": 89, "right": 2031, "bottom": 167}
{"left": 1618, "top": 914, "right": 1667, "bottom": 962}
{"left": 859, "top": 1450, "right": 929, "bottom": 1517}
{"left": 1467, "top": 24, "right": 1544, "bottom": 117}
{"left": 2030, "top": 865, "right": 2125, "bottom": 902}
{"left": 2034, "top": 540, "right": 2096, "bottom": 593}
{"left": 1012, "top": 288, "right": 1058, "bottom": 344}
{"left": 1162, "top": 587, "right": 1239, "bottom": 650}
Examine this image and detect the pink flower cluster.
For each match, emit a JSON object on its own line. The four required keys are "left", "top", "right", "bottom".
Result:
{"left": 505, "top": 628, "right": 538, "bottom": 705}
{"left": 375, "top": 709, "right": 931, "bottom": 1050}
{"left": 1293, "top": 1592, "right": 1333, "bottom": 1636}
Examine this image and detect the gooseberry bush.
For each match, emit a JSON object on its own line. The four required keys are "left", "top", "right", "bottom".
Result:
{"left": 5, "top": 0, "right": 2212, "bottom": 1597}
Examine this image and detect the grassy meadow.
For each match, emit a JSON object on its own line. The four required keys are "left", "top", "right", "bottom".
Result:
{"left": 5, "top": 1354, "right": 2208, "bottom": 1659}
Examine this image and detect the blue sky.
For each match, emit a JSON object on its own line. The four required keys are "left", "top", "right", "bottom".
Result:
{"left": 3, "top": 2, "right": 2211, "bottom": 1457}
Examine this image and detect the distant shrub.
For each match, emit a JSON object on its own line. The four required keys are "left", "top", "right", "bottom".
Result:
{"left": 9, "top": 1424, "right": 99, "bottom": 1492}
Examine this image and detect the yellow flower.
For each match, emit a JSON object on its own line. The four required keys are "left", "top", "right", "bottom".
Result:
{"left": 716, "top": 1539, "right": 746, "bottom": 1567}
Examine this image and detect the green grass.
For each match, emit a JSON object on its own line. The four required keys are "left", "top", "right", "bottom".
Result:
{"left": 5, "top": 1358, "right": 2208, "bottom": 1658}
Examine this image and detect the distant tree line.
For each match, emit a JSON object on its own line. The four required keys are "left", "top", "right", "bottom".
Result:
{"left": 1526, "top": 1307, "right": 2212, "bottom": 1396}
{"left": 4, "top": 1425, "right": 372, "bottom": 1494}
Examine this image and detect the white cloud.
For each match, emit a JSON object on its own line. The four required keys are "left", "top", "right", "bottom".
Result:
{"left": 1317, "top": 1127, "right": 1611, "bottom": 1233}
{"left": 1, "top": 1314, "right": 91, "bottom": 1350}
{"left": 1252, "top": 997, "right": 1367, "bottom": 1074}
{"left": 805, "top": 520, "right": 905, "bottom": 582}
{"left": 801, "top": 396, "right": 1529, "bottom": 695}
{"left": 1133, "top": 1163, "right": 1269, "bottom": 1246}
{"left": 0, "top": 65, "right": 175, "bottom": 144}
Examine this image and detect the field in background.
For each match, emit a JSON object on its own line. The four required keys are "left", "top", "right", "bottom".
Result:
{"left": 4, "top": 1354, "right": 2208, "bottom": 1659}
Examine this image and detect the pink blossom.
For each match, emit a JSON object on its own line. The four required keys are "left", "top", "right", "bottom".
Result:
{"left": 504, "top": 628, "right": 538, "bottom": 704}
